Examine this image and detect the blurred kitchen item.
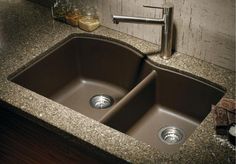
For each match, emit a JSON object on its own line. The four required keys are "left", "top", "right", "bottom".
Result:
{"left": 51, "top": 0, "right": 70, "bottom": 22}
{"left": 78, "top": 5, "right": 100, "bottom": 32}
{"left": 213, "top": 98, "right": 236, "bottom": 144}
{"left": 65, "top": 4, "right": 82, "bottom": 27}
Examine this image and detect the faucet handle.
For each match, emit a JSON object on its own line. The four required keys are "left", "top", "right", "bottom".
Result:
{"left": 143, "top": 5, "right": 163, "bottom": 9}
{"left": 143, "top": 3, "right": 173, "bottom": 15}
{"left": 143, "top": 3, "right": 173, "bottom": 10}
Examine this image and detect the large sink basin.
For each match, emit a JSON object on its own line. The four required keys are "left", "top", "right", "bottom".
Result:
{"left": 10, "top": 34, "right": 225, "bottom": 153}
{"left": 10, "top": 35, "right": 146, "bottom": 121}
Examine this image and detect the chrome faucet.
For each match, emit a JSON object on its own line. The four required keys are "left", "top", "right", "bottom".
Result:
{"left": 113, "top": 4, "right": 174, "bottom": 60}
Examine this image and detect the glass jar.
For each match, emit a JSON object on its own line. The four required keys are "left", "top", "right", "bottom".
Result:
{"left": 51, "top": 0, "right": 71, "bottom": 22}
{"left": 78, "top": 5, "right": 100, "bottom": 31}
{"left": 65, "top": 4, "right": 82, "bottom": 26}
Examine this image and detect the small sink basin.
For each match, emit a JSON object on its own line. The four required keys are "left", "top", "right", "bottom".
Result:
{"left": 10, "top": 34, "right": 225, "bottom": 153}
{"left": 101, "top": 63, "right": 225, "bottom": 153}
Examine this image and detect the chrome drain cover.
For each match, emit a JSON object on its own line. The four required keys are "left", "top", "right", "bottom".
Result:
{"left": 89, "top": 94, "right": 114, "bottom": 109}
{"left": 158, "top": 126, "right": 184, "bottom": 145}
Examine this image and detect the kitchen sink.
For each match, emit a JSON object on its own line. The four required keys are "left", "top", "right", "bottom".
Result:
{"left": 10, "top": 34, "right": 225, "bottom": 153}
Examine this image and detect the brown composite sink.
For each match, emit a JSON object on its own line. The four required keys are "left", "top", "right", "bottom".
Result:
{"left": 101, "top": 63, "right": 225, "bottom": 153}
{"left": 10, "top": 35, "right": 146, "bottom": 121}
{"left": 10, "top": 34, "right": 225, "bottom": 153}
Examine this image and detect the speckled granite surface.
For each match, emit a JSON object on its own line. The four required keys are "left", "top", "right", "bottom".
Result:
{"left": 0, "top": 1, "right": 235, "bottom": 163}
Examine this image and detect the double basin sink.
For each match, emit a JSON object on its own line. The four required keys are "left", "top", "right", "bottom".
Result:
{"left": 10, "top": 34, "right": 225, "bottom": 153}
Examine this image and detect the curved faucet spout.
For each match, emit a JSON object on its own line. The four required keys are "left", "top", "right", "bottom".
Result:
{"left": 112, "top": 4, "right": 174, "bottom": 60}
{"left": 112, "top": 15, "right": 165, "bottom": 25}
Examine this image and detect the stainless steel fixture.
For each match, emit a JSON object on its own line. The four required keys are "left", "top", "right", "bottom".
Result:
{"left": 90, "top": 94, "right": 114, "bottom": 109}
{"left": 158, "top": 126, "right": 185, "bottom": 145}
{"left": 113, "top": 4, "right": 174, "bottom": 59}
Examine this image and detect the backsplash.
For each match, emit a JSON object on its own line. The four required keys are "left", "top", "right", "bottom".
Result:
{"left": 97, "top": 0, "right": 235, "bottom": 71}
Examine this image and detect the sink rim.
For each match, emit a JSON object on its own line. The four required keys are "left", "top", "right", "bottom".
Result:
{"left": 4, "top": 33, "right": 227, "bottom": 158}
{"left": 145, "top": 59, "right": 226, "bottom": 94}
{"left": 7, "top": 33, "right": 226, "bottom": 98}
{"left": 7, "top": 33, "right": 146, "bottom": 81}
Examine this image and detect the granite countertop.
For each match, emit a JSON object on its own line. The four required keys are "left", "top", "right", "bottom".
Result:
{"left": 0, "top": 1, "right": 235, "bottom": 163}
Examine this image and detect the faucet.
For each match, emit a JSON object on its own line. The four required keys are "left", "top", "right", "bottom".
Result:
{"left": 113, "top": 4, "right": 174, "bottom": 60}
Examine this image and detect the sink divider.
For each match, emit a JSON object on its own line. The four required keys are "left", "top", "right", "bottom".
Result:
{"left": 99, "top": 70, "right": 157, "bottom": 133}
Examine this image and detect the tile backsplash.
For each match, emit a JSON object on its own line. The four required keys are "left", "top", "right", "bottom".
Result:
{"left": 97, "top": 0, "right": 235, "bottom": 71}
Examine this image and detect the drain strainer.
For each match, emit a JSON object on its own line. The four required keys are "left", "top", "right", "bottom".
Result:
{"left": 89, "top": 94, "right": 114, "bottom": 109}
{"left": 158, "top": 126, "right": 184, "bottom": 145}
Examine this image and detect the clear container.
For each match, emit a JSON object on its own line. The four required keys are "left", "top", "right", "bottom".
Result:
{"left": 81, "top": 5, "right": 98, "bottom": 19}
{"left": 51, "top": 0, "right": 100, "bottom": 31}
{"left": 65, "top": 5, "right": 82, "bottom": 26}
{"left": 79, "top": 5, "right": 100, "bottom": 32}
{"left": 51, "top": 0, "right": 71, "bottom": 22}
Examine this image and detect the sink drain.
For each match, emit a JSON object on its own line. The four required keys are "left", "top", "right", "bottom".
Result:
{"left": 158, "top": 126, "right": 184, "bottom": 145}
{"left": 89, "top": 94, "right": 114, "bottom": 109}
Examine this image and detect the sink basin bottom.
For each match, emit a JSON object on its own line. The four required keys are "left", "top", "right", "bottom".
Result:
{"left": 50, "top": 78, "right": 126, "bottom": 121}
{"left": 126, "top": 105, "right": 198, "bottom": 153}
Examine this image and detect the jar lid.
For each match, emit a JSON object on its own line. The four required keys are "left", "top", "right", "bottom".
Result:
{"left": 81, "top": 5, "right": 97, "bottom": 18}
